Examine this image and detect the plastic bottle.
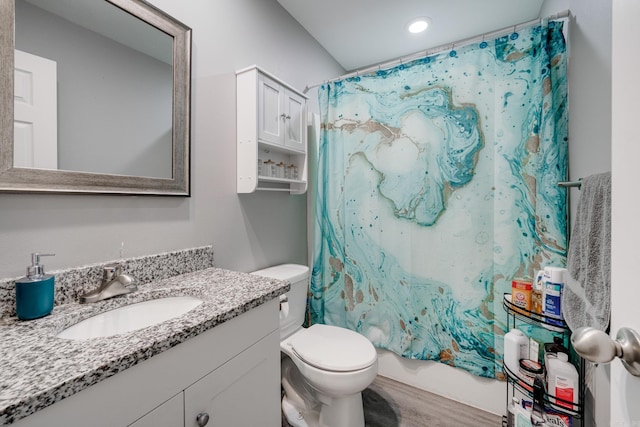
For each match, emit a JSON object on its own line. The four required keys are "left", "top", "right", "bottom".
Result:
{"left": 507, "top": 397, "right": 519, "bottom": 427}
{"left": 504, "top": 329, "right": 529, "bottom": 375}
{"left": 546, "top": 352, "right": 579, "bottom": 411}
{"left": 532, "top": 272, "right": 543, "bottom": 314}
{"left": 544, "top": 336, "right": 570, "bottom": 368}
{"left": 541, "top": 267, "right": 567, "bottom": 331}
{"left": 15, "top": 253, "right": 56, "bottom": 320}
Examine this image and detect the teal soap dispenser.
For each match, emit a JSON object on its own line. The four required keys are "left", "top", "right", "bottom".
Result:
{"left": 15, "top": 253, "right": 56, "bottom": 320}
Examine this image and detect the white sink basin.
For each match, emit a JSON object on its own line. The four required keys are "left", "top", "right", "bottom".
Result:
{"left": 56, "top": 296, "right": 203, "bottom": 340}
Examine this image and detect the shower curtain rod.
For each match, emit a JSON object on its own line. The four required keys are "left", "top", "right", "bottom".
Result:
{"left": 303, "top": 9, "right": 571, "bottom": 94}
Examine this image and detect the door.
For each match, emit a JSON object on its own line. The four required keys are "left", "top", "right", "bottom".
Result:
{"left": 283, "top": 89, "right": 306, "bottom": 152}
{"left": 183, "top": 332, "right": 281, "bottom": 427}
{"left": 128, "top": 393, "right": 184, "bottom": 427}
{"left": 13, "top": 49, "right": 57, "bottom": 169}
{"left": 258, "top": 74, "right": 284, "bottom": 146}
{"left": 611, "top": 1, "right": 640, "bottom": 425}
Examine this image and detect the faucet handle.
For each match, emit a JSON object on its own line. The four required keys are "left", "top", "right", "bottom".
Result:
{"left": 102, "top": 264, "right": 122, "bottom": 282}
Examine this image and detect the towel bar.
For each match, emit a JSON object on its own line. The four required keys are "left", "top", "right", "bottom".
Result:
{"left": 558, "top": 180, "right": 582, "bottom": 189}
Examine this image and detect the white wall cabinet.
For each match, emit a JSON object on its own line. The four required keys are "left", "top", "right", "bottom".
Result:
{"left": 237, "top": 66, "right": 308, "bottom": 194}
{"left": 257, "top": 73, "right": 306, "bottom": 152}
{"left": 14, "top": 300, "right": 281, "bottom": 427}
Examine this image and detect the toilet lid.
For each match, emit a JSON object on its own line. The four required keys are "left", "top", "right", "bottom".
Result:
{"left": 290, "top": 324, "right": 377, "bottom": 372}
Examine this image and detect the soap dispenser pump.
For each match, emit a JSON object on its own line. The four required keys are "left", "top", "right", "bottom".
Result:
{"left": 15, "top": 253, "right": 56, "bottom": 320}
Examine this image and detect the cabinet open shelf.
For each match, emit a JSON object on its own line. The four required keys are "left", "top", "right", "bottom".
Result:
{"left": 258, "top": 176, "right": 306, "bottom": 184}
{"left": 503, "top": 294, "right": 570, "bottom": 331}
{"left": 502, "top": 362, "right": 583, "bottom": 418}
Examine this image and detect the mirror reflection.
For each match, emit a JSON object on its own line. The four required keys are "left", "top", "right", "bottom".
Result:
{"left": 14, "top": 0, "right": 174, "bottom": 179}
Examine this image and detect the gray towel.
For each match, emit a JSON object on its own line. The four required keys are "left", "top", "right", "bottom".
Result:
{"left": 561, "top": 172, "right": 611, "bottom": 332}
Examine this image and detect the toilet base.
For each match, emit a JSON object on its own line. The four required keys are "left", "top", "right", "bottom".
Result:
{"left": 282, "top": 395, "right": 313, "bottom": 427}
{"left": 282, "top": 391, "right": 365, "bottom": 427}
{"left": 319, "top": 392, "right": 365, "bottom": 427}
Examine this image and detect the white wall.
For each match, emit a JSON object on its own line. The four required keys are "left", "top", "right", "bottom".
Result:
{"left": 0, "top": 0, "right": 343, "bottom": 279}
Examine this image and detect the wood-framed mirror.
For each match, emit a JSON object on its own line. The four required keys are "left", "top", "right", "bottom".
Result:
{"left": 0, "top": 0, "right": 191, "bottom": 195}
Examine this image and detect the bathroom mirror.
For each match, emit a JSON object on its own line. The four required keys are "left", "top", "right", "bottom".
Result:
{"left": 0, "top": 0, "right": 191, "bottom": 195}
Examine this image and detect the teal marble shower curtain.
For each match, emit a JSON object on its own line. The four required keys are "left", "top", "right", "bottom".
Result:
{"left": 311, "top": 21, "right": 568, "bottom": 378}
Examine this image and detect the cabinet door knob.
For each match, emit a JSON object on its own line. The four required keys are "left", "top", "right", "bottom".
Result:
{"left": 196, "top": 412, "right": 210, "bottom": 426}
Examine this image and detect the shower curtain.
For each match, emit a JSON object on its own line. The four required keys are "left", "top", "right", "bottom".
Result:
{"left": 311, "top": 21, "right": 568, "bottom": 379}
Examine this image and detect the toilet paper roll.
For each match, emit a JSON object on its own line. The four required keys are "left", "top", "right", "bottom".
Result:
{"left": 279, "top": 296, "right": 289, "bottom": 320}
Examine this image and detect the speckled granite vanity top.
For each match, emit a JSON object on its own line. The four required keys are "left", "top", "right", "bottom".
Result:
{"left": 0, "top": 267, "right": 288, "bottom": 425}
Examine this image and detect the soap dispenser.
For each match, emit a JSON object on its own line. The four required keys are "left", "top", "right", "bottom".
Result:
{"left": 15, "top": 253, "right": 55, "bottom": 320}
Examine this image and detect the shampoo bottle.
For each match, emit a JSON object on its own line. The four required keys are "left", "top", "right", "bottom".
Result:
{"left": 15, "top": 253, "right": 55, "bottom": 320}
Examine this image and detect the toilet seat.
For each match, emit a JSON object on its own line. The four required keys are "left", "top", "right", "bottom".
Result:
{"left": 289, "top": 324, "right": 377, "bottom": 372}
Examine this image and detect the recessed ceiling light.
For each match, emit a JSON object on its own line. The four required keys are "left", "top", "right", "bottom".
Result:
{"left": 407, "top": 17, "right": 431, "bottom": 34}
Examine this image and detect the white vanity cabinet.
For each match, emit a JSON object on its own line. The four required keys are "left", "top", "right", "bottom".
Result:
{"left": 128, "top": 393, "right": 184, "bottom": 427}
{"left": 237, "top": 66, "right": 308, "bottom": 194}
{"left": 14, "top": 299, "right": 281, "bottom": 427}
{"left": 183, "top": 333, "right": 278, "bottom": 426}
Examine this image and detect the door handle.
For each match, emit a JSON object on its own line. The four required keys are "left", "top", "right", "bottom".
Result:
{"left": 571, "top": 326, "right": 640, "bottom": 376}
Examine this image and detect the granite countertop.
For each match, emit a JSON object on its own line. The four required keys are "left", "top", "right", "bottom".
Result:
{"left": 0, "top": 267, "right": 289, "bottom": 425}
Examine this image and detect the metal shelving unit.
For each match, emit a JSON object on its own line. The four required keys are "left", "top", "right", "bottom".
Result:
{"left": 502, "top": 293, "right": 585, "bottom": 425}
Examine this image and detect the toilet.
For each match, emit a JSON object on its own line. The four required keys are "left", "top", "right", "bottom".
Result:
{"left": 251, "top": 264, "right": 378, "bottom": 427}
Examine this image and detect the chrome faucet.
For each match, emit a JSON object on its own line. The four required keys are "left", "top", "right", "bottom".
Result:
{"left": 79, "top": 264, "right": 137, "bottom": 304}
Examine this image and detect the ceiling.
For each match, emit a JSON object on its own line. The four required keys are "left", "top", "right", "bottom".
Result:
{"left": 277, "top": 0, "right": 546, "bottom": 71}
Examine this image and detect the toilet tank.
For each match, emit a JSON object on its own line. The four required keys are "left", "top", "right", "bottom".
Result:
{"left": 251, "top": 264, "right": 309, "bottom": 339}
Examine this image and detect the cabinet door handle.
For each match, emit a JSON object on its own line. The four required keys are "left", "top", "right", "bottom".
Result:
{"left": 280, "top": 113, "right": 291, "bottom": 120}
{"left": 196, "top": 412, "right": 210, "bottom": 426}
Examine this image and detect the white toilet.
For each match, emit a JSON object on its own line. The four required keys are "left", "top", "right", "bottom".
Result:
{"left": 251, "top": 264, "right": 378, "bottom": 427}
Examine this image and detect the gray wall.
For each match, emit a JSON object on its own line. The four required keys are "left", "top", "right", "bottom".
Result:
{"left": 567, "top": 1, "right": 612, "bottom": 425}
{"left": 541, "top": 1, "right": 612, "bottom": 425}
{"left": 0, "top": 0, "right": 344, "bottom": 278}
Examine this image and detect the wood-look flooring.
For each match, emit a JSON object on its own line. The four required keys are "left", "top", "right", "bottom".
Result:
{"left": 283, "top": 375, "right": 502, "bottom": 427}
{"left": 363, "top": 376, "right": 502, "bottom": 427}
